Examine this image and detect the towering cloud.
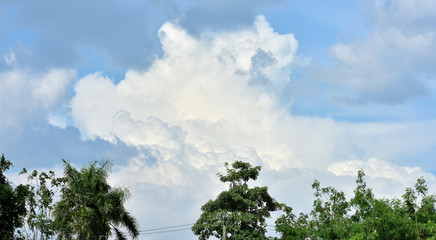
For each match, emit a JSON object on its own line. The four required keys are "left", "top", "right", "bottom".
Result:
{"left": 1, "top": 1, "right": 436, "bottom": 238}
{"left": 69, "top": 15, "right": 436, "bottom": 185}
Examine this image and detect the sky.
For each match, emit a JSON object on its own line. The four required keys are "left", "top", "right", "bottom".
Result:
{"left": 1, "top": 0, "right": 436, "bottom": 239}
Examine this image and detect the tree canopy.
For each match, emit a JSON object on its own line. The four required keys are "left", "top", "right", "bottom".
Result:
{"left": 192, "top": 161, "right": 280, "bottom": 240}
{"left": 0, "top": 154, "right": 29, "bottom": 239}
{"left": 2, "top": 153, "right": 436, "bottom": 240}
{"left": 274, "top": 170, "right": 436, "bottom": 240}
{"left": 53, "top": 160, "right": 139, "bottom": 240}
{"left": 0, "top": 154, "right": 139, "bottom": 240}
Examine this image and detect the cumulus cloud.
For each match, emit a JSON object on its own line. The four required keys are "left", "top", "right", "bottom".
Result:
{"left": 1, "top": 2, "right": 435, "bottom": 238}
{"left": 69, "top": 15, "right": 436, "bottom": 183}
{"left": 65, "top": 15, "right": 436, "bottom": 237}
{"left": 70, "top": 16, "right": 300, "bottom": 172}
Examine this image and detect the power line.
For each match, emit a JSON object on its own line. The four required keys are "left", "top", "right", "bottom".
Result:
{"left": 139, "top": 227, "right": 193, "bottom": 235}
{"left": 139, "top": 223, "right": 195, "bottom": 232}
{"left": 30, "top": 222, "right": 277, "bottom": 238}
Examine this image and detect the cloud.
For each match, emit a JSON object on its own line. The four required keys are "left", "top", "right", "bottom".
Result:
{"left": 180, "top": 0, "right": 284, "bottom": 34}
{"left": 69, "top": 15, "right": 436, "bottom": 178}
{"left": 0, "top": 0, "right": 179, "bottom": 71}
{"left": 316, "top": 0, "right": 436, "bottom": 104}
{"left": 328, "top": 157, "right": 436, "bottom": 200}
{"left": 328, "top": 157, "right": 436, "bottom": 186}
{"left": 30, "top": 13, "right": 431, "bottom": 238}
{"left": 0, "top": 68, "right": 110, "bottom": 170}
{"left": 361, "top": 0, "right": 436, "bottom": 32}
{"left": 0, "top": 68, "right": 76, "bottom": 129}
{"left": 70, "top": 16, "right": 299, "bottom": 167}
{"left": 71, "top": 17, "right": 436, "bottom": 172}
{"left": 3, "top": 51, "right": 16, "bottom": 65}
{"left": 1, "top": 10, "right": 434, "bottom": 238}
{"left": 0, "top": 0, "right": 285, "bottom": 74}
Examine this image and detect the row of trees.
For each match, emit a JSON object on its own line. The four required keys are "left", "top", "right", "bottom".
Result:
{"left": 3, "top": 153, "right": 436, "bottom": 239}
{"left": 192, "top": 161, "right": 436, "bottom": 240}
{"left": 0, "top": 154, "right": 139, "bottom": 240}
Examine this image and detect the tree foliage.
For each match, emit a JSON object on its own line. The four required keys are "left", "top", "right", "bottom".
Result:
{"left": 275, "top": 170, "right": 436, "bottom": 240}
{"left": 192, "top": 161, "right": 280, "bottom": 240}
{"left": 21, "top": 168, "right": 63, "bottom": 239}
{"left": 53, "top": 160, "right": 139, "bottom": 240}
{"left": 0, "top": 154, "right": 139, "bottom": 240}
{"left": 3, "top": 152, "right": 436, "bottom": 240}
{"left": 0, "top": 154, "right": 29, "bottom": 239}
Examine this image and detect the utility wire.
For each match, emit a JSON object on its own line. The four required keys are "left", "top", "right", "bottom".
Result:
{"left": 138, "top": 227, "right": 193, "bottom": 235}
{"left": 139, "top": 223, "right": 195, "bottom": 232}
{"left": 35, "top": 222, "right": 276, "bottom": 238}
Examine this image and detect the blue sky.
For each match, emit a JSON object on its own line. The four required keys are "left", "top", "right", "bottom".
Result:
{"left": 1, "top": 0, "right": 436, "bottom": 239}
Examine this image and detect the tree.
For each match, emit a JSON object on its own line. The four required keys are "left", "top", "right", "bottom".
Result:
{"left": 192, "top": 161, "right": 280, "bottom": 240}
{"left": 22, "top": 169, "right": 63, "bottom": 239}
{"left": 309, "top": 179, "right": 350, "bottom": 239}
{"left": 275, "top": 170, "right": 434, "bottom": 240}
{"left": 274, "top": 206, "right": 311, "bottom": 240}
{"left": 53, "top": 160, "right": 139, "bottom": 240}
{"left": 0, "top": 154, "right": 29, "bottom": 239}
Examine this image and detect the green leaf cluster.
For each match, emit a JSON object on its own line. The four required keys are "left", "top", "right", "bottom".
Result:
{"left": 192, "top": 161, "right": 280, "bottom": 240}
{"left": 53, "top": 160, "right": 139, "bottom": 240}
{"left": 0, "top": 154, "right": 29, "bottom": 239}
{"left": 23, "top": 168, "right": 63, "bottom": 239}
{"left": 0, "top": 154, "right": 139, "bottom": 240}
{"left": 275, "top": 170, "right": 436, "bottom": 240}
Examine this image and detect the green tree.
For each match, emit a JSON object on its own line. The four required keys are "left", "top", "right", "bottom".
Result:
{"left": 22, "top": 169, "right": 63, "bottom": 239}
{"left": 275, "top": 170, "right": 434, "bottom": 240}
{"left": 405, "top": 177, "right": 436, "bottom": 239}
{"left": 0, "top": 154, "right": 29, "bottom": 239}
{"left": 348, "top": 171, "right": 417, "bottom": 239}
{"left": 274, "top": 206, "right": 311, "bottom": 239}
{"left": 53, "top": 160, "right": 139, "bottom": 240}
{"left": 309, "top": 179, "right": 350, "bottom": 239}
{"left": 192, "top": 161, "right": 280, "bottom": 240}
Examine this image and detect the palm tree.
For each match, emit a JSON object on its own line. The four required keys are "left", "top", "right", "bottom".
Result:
{"left": 53, "top": 160, "right": 139, "bottom": 240}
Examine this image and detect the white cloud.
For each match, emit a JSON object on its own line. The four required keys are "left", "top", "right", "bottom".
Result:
{"left": 112, "top": 111, "right": 185, "bottom": 149}
{"left": 321, "top": 0, "right": 436, "bottom": 104}
{"left": 328, "top": 158, "right": 436, "bottom": 186}
{"left": 47, "top": 113, "right": 68, "bottom": 129}
{"left": 69, "top": 15, "right": 436, "bottom": 172}
{"left": 32, "top": 69, "right": 76, "bottom": 108}
{"left": 328, "top": 158, "right": 436, "bottom": 200}
{"left": 361, "top": 0, "right": 436, "bottom": 32}
{"left": 3, "top": 51, "right": 16, "bottom": 65}
{"left": 70, "top": 16, "right": 301, "bottom": 169}
{"left": 0, "top": 68, "right": 76, "bottom": 129}
{"left": 67, "top": 15, "right": 436, "bottom": 237}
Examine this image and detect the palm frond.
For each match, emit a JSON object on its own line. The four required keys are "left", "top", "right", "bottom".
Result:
{"left": 113, "top": 226, "right": 127, "bottom": 240}
{"left": 120, "top": 211, "right": 139, "bottom": 239}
